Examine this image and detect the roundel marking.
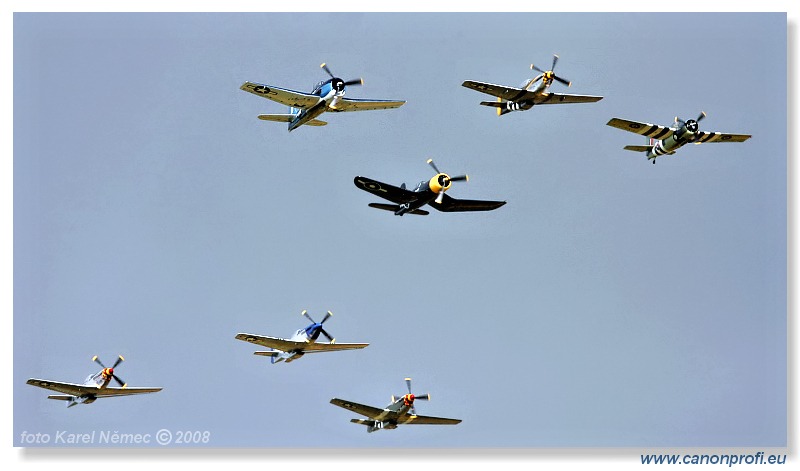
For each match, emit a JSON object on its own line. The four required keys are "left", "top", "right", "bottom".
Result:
{"left": 253, "top": 85, "right": 270, "bottom": 94}
{"left": 358, "top": 179, "right": 386, "bottom": 193}
{"left": 629, "top": 123, "right": 641, "bottom": 129}
{"left": 721, "top": 135, "right": 732, "bottom": 140}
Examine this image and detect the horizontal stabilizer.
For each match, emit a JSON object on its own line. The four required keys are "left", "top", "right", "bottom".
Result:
{"left": 479, "top": 101, "right": 505, "bottom": 108}
{"left": 368, "top": 203, "right": 429, "bottom": 216}
{"left": 253, "top": 351, "right": 281, "bottom": 357}
{"left": 257, "top": 114, "right": 327, "bottom": 126}
{"left": 47, "top": 395, "right": 74, "bottom": 401}
{"left": 350, "top": 419, "right": 377, "bottom": 426}
{"left": 623, "top": 145, "right": 653, "bottom": 152}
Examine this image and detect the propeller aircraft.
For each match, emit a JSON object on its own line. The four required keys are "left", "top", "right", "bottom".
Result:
{"left": 26, "top": 355, "right": 162, "bottom": 408}
{"left": 235, "top": 310, "right": 369, "bottom": 364}
{"left": 240, "top": 63, "right": 405, "bottom": 131}
{"left": 330, "top": 377, "right": 461, "bottom": 433}
{"left": 354, "top": 159, "right": 506, "bottom": 216}
{"left": 606, "top": 112, "right": 752, "bottom": 164}
{"left": 462, "top": 54, "right": 603, "bottom": 116}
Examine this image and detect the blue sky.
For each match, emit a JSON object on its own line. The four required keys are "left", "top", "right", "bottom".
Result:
{"left": 8, "top": 7, "right": 791, "bottom": 462}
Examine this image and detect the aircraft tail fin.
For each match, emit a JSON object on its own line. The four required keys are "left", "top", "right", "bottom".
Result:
{"left": 368, "top": 203, "right": 429, "bottom": 216}
{"left": 257, "top": 114, "right": 327, "bottom": 126}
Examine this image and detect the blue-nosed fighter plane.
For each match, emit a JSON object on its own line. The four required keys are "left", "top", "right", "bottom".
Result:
{"left": 240, "top": 63, "right": 405, "bottom": 131}
{"left": 235, "top": 310, "right": 368, "bottom": 364}
{"left": 26, "top": 355, "right": 162, "bottom": 408}
{"left": 462, "top": 54, "right": 603, "bottom": 116}
{"left": 606, "top": 112, "right": 752, "bottom": 164}
{"left": 330, "top": 378, "right": 461, "bottom": 433}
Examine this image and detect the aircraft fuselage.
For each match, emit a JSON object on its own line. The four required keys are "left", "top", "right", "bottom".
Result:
{"left": 392, "top": 174, "right": 455, "bottom": 216}
{"left": 288, "top": 79, "right": 343, "bottom": 131}
{"left": 646, "top": 121, "right": 699, "bottom": 162}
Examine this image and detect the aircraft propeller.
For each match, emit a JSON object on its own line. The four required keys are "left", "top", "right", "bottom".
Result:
{"left": 427, "top": 159, "right": 468, "bottom": 204}
{"left": 302, "top": 309, "right": 335, "bottom": 343}
{"left": 530, "top": 54, "right": 571, "bottom": 88}
{"left": 92, "top": 355, "right": 127, "bottom": 388}
{"left": 394, "top": 377, "right": 430, "bottom": 416}
{"left": 674, "top": 111, "right": 706, "bottom": 134}
{"left": 320, "top": 63, "right": 363, "bottom": 92}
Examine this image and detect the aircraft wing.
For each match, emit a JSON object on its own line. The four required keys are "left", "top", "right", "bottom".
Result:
{"left": 399, "top": 414, "right": 462, "bottom": 425}
{"left": 87, "top": 387, "right": 162, "bottom": 397}
{"left": 693, "top": 131, "right": 752, "bottom": 144}
{"left": 240, "top": 81, "right": 321, "bottom": 109}
{"left": 462, "top": 80, "right": 536, "bottom": 102}
{"left": 330, "top": 98, "right": 406, "bottom": 112}
{"left": 27, "top": 379, "right": 161, "bottom": 397}
{"left": 354, "top": 176, "right": 417, "bottom": 204}
{"left": 463, "top": 81, "right": 601, "bottom": 105}
{"left": 235, "top": 333, "right": 368, "bottom": 353}
{"left": 606, "top": 118, "right": 676, "bottom": 140}
{"left": 432, "top": 194, "right": 506, "bottom": 212}
{"left": 533, "top": 92, "right": 603, "bottom": 105}
{"left": 330, "top": 398, "right": 393, "bottom": 420}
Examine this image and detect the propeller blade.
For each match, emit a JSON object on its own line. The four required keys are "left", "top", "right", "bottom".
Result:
{"left": 301, "top": 309, "right": 315, "bottom": 323}
{"left": 435, "top": 190, "right": 445, "bottom": 204}
{"left": 697, "top": 111, "right": 706, "bottom": 122}
{"left": 112, "top": 355, "right": 124, "bottom": 369}
{"left": 449, "top": 174, "right": 468, "bottom": 182}
{"left": 320, "top": 328, "right": 334, "bottom": 343}
{"left": 92, "top": 355, "right": 106, "bottom": 369}
{"left": 426, "top": 159, "right": 440, "bottom": 174}
{"left": 530, "top": 63, "right": 546, "bottom": 74}
{"left": 320, "top": 63, "right": 334, "bottom": 78}
{"left": 551, "top": 54, "right": 559, "bottom": 71}
{"left": 320, "top": 310, "right": 333, "bottom": 324}
{"left": 410, "top": 405, "right": 418, "bottom": 416}
{"left": 674, "top": 116, "right": 685, "bottom": 127}
{"left": 112, "top": 375, "right": 127, "bottom": 388}
{"left": 553, "top": 75, "right": 571, "bottom": 87}
{"left": 343, "top": 78, "right": 363, "bottom": 86}
{"left": 416, "top": 393, "right": 430, "bottom": 401}
{"left": 405, "top": 377, "right": 413, "bottom": 394}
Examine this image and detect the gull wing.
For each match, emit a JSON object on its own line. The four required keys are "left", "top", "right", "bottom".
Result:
{"left": 354, "top": 176, "right": 418, "bottom": 204}
{"left": 432, "top": 194, "right": 506, "bottom": 212}
{"left": 606, "top": 118, "right": 676, "bottom": 140}
{"left": 240, "top": 81, "right": 321, "bottom": 109}
{"left": 330, "top": 398, "right": 393, "bottom": 420}
{"left": 234, "top": 333, "right": 367, "bottom": 353}
{"left": 27, "top": 379, "right": 161, "bottom": 397}
{"left": 329, "top": 98, "right": 406, "bottom": 112}
{"left": 693, "top": 131, "right": 752, "bottom": 144}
